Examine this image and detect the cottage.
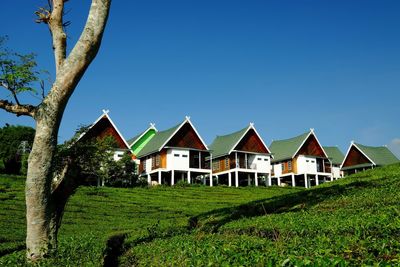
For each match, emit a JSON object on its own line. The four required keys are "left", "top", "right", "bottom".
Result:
{"left": 136, "top": 117, "right": 212, "bottom": 186}
{"left": 341, "top": 141, "right": 399, "bottom": 176}
{"left": 270, "top": 129, "right": 332, "bottom": 188}
{"left": 323, "top": 146, "right": 344, "bottom": 179}
{"left": 208, "top": 123, "right": 272, "bottom": 187}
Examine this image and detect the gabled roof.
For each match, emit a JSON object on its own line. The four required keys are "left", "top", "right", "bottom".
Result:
{"left": 343, "top": 142, "right": 399, "bottom": 167}
{"left": 323, "top": 146, "right": 345, "bottom": 165}
{"left": 209, "top": 123, "right": 271, "bottom": 159}
{"left": 77, "top": 110, "right": 131, "bottom": 151}
{"left": 128, "top": 123, "right": 157, "bottom": 147}
{"left": 136, "top": 117, "right": 208, "bottom": 158}
{"left": 270, "top": 129, "right": 327, "bottom": 162}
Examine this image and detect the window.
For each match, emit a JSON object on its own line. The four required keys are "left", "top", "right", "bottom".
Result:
{"left": 156, "top": 154, "right": 160, "bottom": 166}
{"left": 212, "top": 161, "right": 220, "bottom": 171}
{"left": 281, "top": 163, "right": 285, "bottom": 171}
{"left": 288, "top": 160, "right": 292, "bottom": 171}
{"left": 182, "top": 155, "right": 188, "bottom": 158}
{"left": 306, "top": 160, "right": 309, "bottom": 163}
{"left": 174, "top": 154, "right": 180, "bottom": 157}
{"left": 264, "top": 158, "right": 268, "bottom": 161}
{"left": 258, "top": 157, "right": 262, "bottom": 161}
{"left": 225, "top": 157, "right": 229, "bottom": 169}
{"left": 311, "top": 160, "right": 315, "bottom": 163}
{"left": 143, "top": 159, "right": 146, "bottom": 170}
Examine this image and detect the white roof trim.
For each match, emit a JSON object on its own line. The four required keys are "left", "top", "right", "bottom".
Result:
{"left": 292, "top": 129, "right": 328, "bottom": 159}
{"left": 77, "top": 110, "right": 132, "bottom": 152}
{"left": 229, "top": 123, "right": 272, "bottom": 157}
{"left": 341, "top": 143, "right": 354, "bottom": 168}
{"left": 129, "top": 123, "right": 158, "bottom": 147}
{"left": 158, "top": 117, "right": 209, "bottom": 152}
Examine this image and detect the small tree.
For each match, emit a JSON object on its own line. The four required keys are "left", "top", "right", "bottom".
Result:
{"left": 0, "top": 0, "right": 111, "bottom": 261}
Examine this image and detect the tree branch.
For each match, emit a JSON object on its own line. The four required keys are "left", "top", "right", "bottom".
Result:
{"left": 0, "top": 99, "right": 36, "bottom": 117}
{"left": 45, "top": 0, "right": 111, "bottom": 104}
{"left": 49, "top": 0, "right": 67, "bottom": 74}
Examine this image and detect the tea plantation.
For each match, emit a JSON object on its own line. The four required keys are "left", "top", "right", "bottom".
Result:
{"left": 0, "top": 164, "right": 399, "bottom": 266}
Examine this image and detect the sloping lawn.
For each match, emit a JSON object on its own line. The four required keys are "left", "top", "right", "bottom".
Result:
{"left": 1, "top": 164, "right": 399, "bottom": 266}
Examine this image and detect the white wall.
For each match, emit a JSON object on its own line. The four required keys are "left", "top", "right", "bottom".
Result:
{"left": 167, "top": 148, "right": 190, "bottom": 170}
{"left": 273, "top": 163, "right": 282, "bottom": 177}
{"left": 296, "top": 155, "right": 317, "bottom": 174}
{"left": 113, "top": 151, "right": 125, "bottom": 161}
{"left": 248, "top": 154, "right": 271, "bottom": 173}
{"left": 144, "top": 157, "right": 152, "bottom": 173}
{"left": 332, "top": 166, "right": 341, "bottom": 178}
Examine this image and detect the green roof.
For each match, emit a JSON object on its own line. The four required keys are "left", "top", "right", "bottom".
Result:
{"left": 270, "top": 131, "right": 310, "bottom": 162}
{"left": 127, "top": 132, "right": 143, "bottom": 146}
{"left": 323, "top": 146, "right": 344, "bottom": 165}
{"left": 354, "top": 143, "right": 399, "bottom": 166}
{"left": 209, "top": 127, "right": 249, "bottom": 158}
{"left": 136, "top": 123, "right": 181, "bottom": 158}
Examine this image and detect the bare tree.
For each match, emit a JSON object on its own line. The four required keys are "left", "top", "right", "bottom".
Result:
{"left": 0, "top": 0, "right": 111, "bottom": 261}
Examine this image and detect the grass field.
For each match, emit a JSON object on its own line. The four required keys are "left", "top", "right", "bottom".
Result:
{"left": 0, "top": 164, "right": 399, "bottom": 266}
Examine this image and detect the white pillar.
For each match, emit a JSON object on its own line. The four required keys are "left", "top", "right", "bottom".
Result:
{"left": 247, "top": 173, "right": 251, "bottom": 186}
{"left": 235, "top": 171, "right": 239, "bottom": 187}
{"left": 304, "top": 174, "right": 308, "bottom": 188}
{"left": 267, "top": 174, "right": 271, "bottom": 186}
{"left": 228, "top": 172, "right": 232, "bottom": 186}
{"left": 171, "top": 171, "right": 175, "bottom": 186}
{"left": 147, "top": 174, "right": 151, "bottom": 185}
{"left": 158, "top": 171, "right": 161, "bottom": 185}
{"left": 291, "top": 174, "right": 295, "bottom": 187}
{"left": 330, "top": 175, "right": 333, "bottom": 181}
{"left": 277, "top": 176, "right": 281, "bottom": 186}
{"left": 316, "top": 175, "right": 319, "bottom": 186}
{"left": 188, "top": 171, "right": 191, "bottom": 184}
{"left": 209, "top": 172, "right": 213, "bottom": 187}
{"left": 255, "top": 173, "right": 258, "bottom": 187}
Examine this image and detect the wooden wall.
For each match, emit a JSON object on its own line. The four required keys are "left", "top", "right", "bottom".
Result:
{"left": 235, "top": 129, "right": 269, "bottom": 153}
{"left": 342, "top": 146, "right": 371, "bottom": 167}
{"left": 166, "top": 122, "right": 206, "bottom": 150}
{"left": 296, "top": 134, "right": 326, "bottom": 158}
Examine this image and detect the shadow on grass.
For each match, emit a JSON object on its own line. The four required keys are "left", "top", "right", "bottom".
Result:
{"left": 103, "top": 233, "right": 128, "bottom": 267}
{"left": 189, "top": 179, "right": 379, "bottom": 233}
{"left": 111, "top": 179, "right": 380, "bottom": 264}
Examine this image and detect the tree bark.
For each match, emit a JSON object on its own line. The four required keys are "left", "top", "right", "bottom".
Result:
{"left": 26, "top": 107, "right": 61, "bottom": 259}
{"left": 24, "top": 0, "right": 111, "bottom": 261}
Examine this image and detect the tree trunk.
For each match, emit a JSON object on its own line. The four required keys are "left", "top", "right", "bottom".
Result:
{"left": 25, "top": 109, "right": 61, "bottom": 260}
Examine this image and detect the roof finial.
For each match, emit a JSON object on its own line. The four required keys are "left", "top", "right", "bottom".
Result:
{"left": 250, "top": 122, "right": 254, "bottom": 127}
{"left": 102, "top": 109, "right": 110, "bottom": 114}
{"left": 185, "top": 115, "right": 191, "bottom": 121}
{"left": 310, "top": 128, "right": 314, "bottom": 132}
{"left": 150, "top": 123, "right": 156, "bottom": 128}
{"left": 351, "top": 140, "right": 354, "bottom": 144}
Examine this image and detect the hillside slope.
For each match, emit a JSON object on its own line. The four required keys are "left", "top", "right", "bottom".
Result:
{"left": 0, "top": 164, "right": 399, "bottom": 266}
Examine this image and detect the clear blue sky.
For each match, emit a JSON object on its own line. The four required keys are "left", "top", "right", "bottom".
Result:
{"left": 1, "top": 0, "right": 400, "bottom": 157}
